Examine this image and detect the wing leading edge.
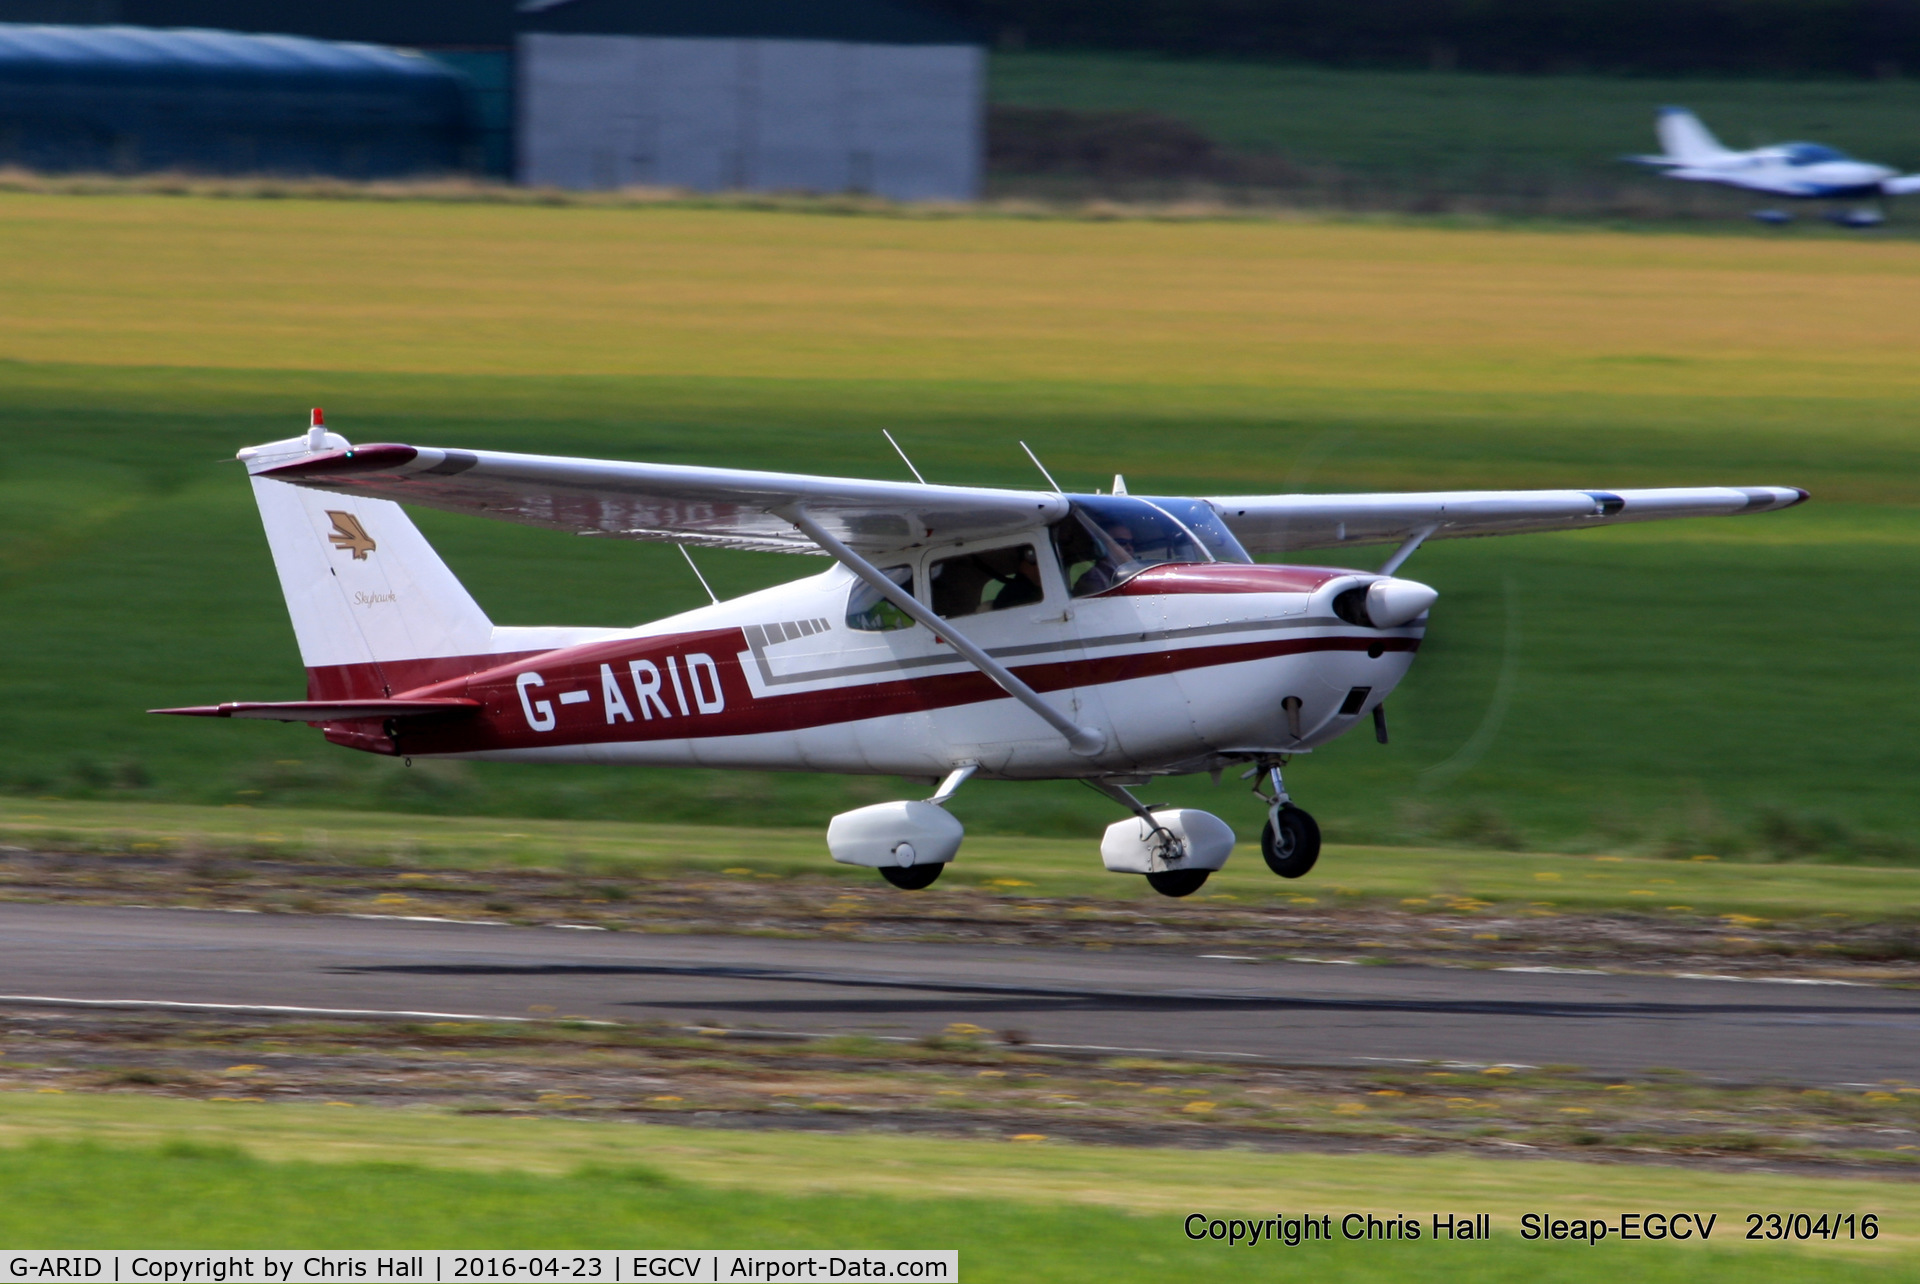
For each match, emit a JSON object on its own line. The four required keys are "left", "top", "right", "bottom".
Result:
{"left": 1208, "top": 486, "right": 1807, "bottom": 556}
{"left": 255, "top": 444, "right": 1066, "bottom": 556}
{"left": 255, "top": 443, "right": 1805, "bottom": 559}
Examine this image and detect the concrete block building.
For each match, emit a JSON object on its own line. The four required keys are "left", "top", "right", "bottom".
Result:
{"left": 519, "top": 33, "right": 979, "bottom": 200}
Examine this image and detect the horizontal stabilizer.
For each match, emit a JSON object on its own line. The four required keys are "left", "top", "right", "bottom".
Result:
{"left": 150, "top": 698, "right": 481, "bottom": 722}
{"left": 1883, "top": 174, "right": 1920, "bottom": 195}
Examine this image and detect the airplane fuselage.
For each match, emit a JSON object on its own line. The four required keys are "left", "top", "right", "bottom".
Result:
{"left": 320, "top": 560, "right": 1422, "bottom": 781}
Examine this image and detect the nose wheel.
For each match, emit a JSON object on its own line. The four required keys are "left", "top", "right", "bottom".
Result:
{"left": 1250, "top": 759, "right": 1321, "bottom": 878}
{"left": 1261, "top": 806, "right": 1321, "bottom": 878}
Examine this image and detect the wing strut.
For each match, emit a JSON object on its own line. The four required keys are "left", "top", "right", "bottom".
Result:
{"left": 785, "top": 509, "right": 1107, "bottom": 757}
{"left": 1378, "top": 524, "right": 1437, "bottom": 576}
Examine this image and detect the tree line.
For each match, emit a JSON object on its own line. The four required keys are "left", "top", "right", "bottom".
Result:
{"left": 931, "top": 0, "right": 1920, "bottom": 77}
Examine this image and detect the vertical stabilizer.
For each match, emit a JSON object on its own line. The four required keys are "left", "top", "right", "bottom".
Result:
{"left": 239, "top": 411, "right": 493, "bottom": 699}
{"left": 1656, "top": 106, "right": 1733, "bottom": 164}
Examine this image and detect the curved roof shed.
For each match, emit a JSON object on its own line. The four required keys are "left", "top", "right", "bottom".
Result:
{"left": 0, "top": 23, "right": 474, "bottom": 176}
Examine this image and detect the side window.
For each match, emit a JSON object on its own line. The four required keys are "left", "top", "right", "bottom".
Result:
{"left": 1051, "top": 514, "right": 1118, "bottom": 598}
{"left": 846, "top": 566, "right": 916, "bottom": 632}
{"left": 930, "top": 544, "right": 1045, "bottom": 618}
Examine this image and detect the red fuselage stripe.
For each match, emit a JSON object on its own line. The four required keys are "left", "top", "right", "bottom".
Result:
{"left": 320, "top": 630, "right": 1417, "bottom": 756}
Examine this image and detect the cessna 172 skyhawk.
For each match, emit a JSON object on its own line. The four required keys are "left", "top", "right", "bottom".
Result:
{"left": 155, "top": 412, "right": 1808, "bottom": 897}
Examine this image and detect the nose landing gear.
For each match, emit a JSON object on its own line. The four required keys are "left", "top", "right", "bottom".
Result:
{"left": 1252, "top": 760, "right": 1321, "bottom": 879}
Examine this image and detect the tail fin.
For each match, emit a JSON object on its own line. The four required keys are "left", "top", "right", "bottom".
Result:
{"left": 1656, "top": 107, "right": 1731, "bottom": 164}
{"left": 240, "top": 411, "right": 493, "bottom": 699}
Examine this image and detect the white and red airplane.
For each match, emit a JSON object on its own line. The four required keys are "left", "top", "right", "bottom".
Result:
{"left": 156, "top": 411, "right": 1807, "bottom": 897}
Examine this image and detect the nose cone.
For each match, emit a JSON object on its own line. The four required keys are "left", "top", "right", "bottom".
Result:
{"left": 1366, "top": 577, "right": 1438, "bottom": 628}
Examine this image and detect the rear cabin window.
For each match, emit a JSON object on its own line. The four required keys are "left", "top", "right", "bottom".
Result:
{"left": 929, "top": 544, "right": 1046, "bottom": 618}
{"left": 845, "top": 566, "right": 916, "bottom": 632}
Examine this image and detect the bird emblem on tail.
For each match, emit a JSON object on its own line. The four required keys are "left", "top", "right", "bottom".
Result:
{"left": 325, "top": 510, "right": 376, "bottom": 559}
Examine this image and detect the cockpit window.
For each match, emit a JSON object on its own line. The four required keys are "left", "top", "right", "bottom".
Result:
{"left": 1051, "top": 496, "right": 1214, "bottom": 597}
{"left": 846, "top": 565, "right": 915, "bottom": 632}
{"left": 930, "top": 544, "right": 1046, "bottom": 618}
{"left": 1139, "top": 497, "right": 1253, "bottom": 564}
{"left": 1783, "top": 142, "right": 1849, "bottom": 165}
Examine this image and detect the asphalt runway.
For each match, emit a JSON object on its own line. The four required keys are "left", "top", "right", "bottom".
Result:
{"left": 1, "top": 903, "right": 1915, "bottom": 1083}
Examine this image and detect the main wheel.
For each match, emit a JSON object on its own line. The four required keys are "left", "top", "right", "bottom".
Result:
{"left": 1261, "top": 806, "right": 1321, "bottom": 879}
{"left": 1145, "top": 868, "right": 1210, "bottom": 898}
{"left": 880, "top": 863, "right": 943, "bottom": 890}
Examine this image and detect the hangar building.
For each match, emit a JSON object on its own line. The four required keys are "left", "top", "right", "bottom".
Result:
{"left": 0, "top": 23, "right": 473, "bottom": 177}
{"left": 0, "top": 1, "right": 984, "bottom": 199}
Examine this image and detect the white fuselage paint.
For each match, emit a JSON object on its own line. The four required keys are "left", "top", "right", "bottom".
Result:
{"left": 424, "top": 551, "right": 1423, "bottom": 781}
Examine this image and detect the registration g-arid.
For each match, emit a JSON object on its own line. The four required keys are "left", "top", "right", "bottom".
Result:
{"left": 157, "top": 410, "right": 1806, "bottom": 897}
{"left": 2, "top": 1253, "right": 956, "bottom": 1283}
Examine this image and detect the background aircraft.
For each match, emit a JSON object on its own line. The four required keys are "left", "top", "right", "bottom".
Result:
{"left": 156, "top": 413, "right": 1807, "bottom": 899}
{"left": 1632, "top": 106, "right": 1920, "bottom": 225}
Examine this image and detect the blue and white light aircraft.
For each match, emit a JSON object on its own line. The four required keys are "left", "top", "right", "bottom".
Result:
{"left": 1632, "top": 106, "right": 1920, "bottom": 225}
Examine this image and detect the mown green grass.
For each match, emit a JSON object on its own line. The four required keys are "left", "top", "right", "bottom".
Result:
{"left": 0, "top": 1096, "right": 1915, "bottom": 1272}
{"left": 0, "top": 196, "right": 1914, "bottom": 855}
{"left": 990, "top": 51, "right": 1920, "bottom": 192}
{"left": 0, "top": 1142, "right": 1892, "bottom": 1280}
{"left": 6, "top": 797, "right": 1918, "bottom": 920}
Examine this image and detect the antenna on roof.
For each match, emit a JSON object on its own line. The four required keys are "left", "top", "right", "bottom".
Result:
{"left": 1018, "top": 441, "right": 1064, "bottom": 494}
{"left": 882, "top": 430, "right": 927, "bottom": 485}
{"left": 678, "top": 544, "right": 720, "bottom": 606}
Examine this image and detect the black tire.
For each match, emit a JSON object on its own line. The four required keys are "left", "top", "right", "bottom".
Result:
{"left": 1145, "top": 867, "right": 1210, "bottom": 898}
{"left": 1261, "top": 807, "right": 1322, "bottom": 879}
{"left": 880, "top": 863, "right": 943, "bottom": 890}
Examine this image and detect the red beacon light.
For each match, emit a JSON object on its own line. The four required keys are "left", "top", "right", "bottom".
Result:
{"left": 306, "top": 407, "right": 328, "bottom": 453}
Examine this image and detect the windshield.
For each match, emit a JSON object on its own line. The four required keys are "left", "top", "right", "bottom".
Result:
{"left": 1138, "top": 497, "right": 1252, "bottom": 564}
{"left": 1051, "top": 496, "right": 1215, "bottom": 597}
{"left": 1783, "top": 142, "right": 1849, "bottom": 165}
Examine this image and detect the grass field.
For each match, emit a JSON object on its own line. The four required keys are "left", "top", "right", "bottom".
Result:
{"left": 1, "top": 193, "right": 1916, "bottom": 858}
{"left": 7, "top": 797, "right": 1919, "bottom": 920}
{"left": 0, "top": 1095, "right": 1915, "bottom": 1274}
{"left": 989, "top": 52, "right": 1920, "bottom": 208}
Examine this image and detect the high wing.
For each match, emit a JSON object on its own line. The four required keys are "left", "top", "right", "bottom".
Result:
{"left": 1208, "top": 486, "right": 1807, "bottom": 556}
{"left": 253, "top": 444, "right": 1067, "bottom": 555}
{"left": 255, "top": 443, "right": 1804, "bottom": 561}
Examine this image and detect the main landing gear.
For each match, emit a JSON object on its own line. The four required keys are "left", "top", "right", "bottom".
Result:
{"left": 825, "top": 765, "right": 975, "bottom": 891}
{"left": 1253, "top": 759, "right": 1321, "bottom": 879}
{"left": 1091, "top": 779, "right": 1236, "bottom": 898}
{"left": 879, "top": 863, "right": 943, "bottom": 890}
{"left": 1145, "top": 868, "right": 1211, "bottom": 898}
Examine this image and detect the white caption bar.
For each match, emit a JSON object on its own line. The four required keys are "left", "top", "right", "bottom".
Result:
{"left": 1, "top": 1253, "right": 957, "bottom": 1283}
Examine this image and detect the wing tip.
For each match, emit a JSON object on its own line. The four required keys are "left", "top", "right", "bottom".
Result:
{"left": 1738, "top": 486, "right": 1811, "bottom": 512}
{"left": 259, "top": 443, "right": 420, "bottom": 480}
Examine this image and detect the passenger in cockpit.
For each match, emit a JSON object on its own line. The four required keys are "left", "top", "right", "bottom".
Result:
{"left": 993, "top": 547, "right": 1046, "bottom": 609}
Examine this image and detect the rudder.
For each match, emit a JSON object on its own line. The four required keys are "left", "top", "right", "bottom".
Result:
{"left": 241, "top": 412, "right": 493, "bottom": 700}
{"left": 1656, "top": 107, "right": 1731, "bottom": 165}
